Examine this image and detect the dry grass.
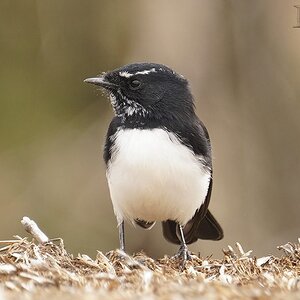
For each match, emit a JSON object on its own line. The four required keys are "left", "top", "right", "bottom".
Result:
{"left": 0, "top": 234, "right": 299, "bottom": 300}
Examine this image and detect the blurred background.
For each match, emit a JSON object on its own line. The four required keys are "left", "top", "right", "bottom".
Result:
{"left": 1, "top": 0, "right": 299, "bottom": 259}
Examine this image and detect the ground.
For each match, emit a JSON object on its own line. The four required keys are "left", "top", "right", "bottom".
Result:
{"left": 0, "top": 233, "right": 299, "bottom": 300}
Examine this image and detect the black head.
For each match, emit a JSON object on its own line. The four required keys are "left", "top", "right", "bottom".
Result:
{"left": 84, "top": 63, "right": 195, "bottom": 120}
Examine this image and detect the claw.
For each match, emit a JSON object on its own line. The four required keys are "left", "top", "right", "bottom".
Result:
{"left": 173, "top": 225, "right": 192, "bottom": 269}
{"left": 174, "top": 244, "right": 191, "bottom": 268}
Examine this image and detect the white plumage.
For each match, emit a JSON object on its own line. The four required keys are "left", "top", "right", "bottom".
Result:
{"left": 106, "top": 128, "right": 211, "bottom": 226}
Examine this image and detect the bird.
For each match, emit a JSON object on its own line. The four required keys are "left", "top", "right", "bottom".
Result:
{"left": 84, "top": 62, "right": 223, "bottom": 263}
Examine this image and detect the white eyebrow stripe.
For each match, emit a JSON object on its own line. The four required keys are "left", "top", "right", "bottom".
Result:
{"left": 119, "top": 68, "right": 157, "bottom": 78}
{"left": 134, "top": 68, "right": 157, "bottom": 75}
{"left": 118, "top": 71, "right": 132, "bottom": 78}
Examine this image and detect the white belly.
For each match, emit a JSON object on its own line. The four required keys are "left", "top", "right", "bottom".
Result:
{"left": 106, "top": 128, "right": 211, "bottom": 225}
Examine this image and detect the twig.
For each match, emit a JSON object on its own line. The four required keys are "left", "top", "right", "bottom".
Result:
{"left": 21, "top": 217, "right": 49, "bottom": 244}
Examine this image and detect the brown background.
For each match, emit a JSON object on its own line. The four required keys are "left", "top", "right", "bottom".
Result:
{"left": 0, "top": 0, "right": 299, "bottom": 258}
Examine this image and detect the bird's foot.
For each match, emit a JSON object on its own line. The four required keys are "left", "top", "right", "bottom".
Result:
{"left": 174, "top": 244, "right": 191, "bottom": 269}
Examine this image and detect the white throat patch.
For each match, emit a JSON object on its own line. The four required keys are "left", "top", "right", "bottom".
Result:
{"left": 109, "top": 90, "right": 148, "bottom": 118}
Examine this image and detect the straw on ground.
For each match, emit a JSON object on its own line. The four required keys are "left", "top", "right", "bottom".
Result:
{"left": 0, "top": 217, "right": 299, "bottom": 299}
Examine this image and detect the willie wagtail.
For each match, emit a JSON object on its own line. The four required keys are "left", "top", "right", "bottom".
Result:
{"left": 84, "top": 63, "right": 223, "bottom": 262}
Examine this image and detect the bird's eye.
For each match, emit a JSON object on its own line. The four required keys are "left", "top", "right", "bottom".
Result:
{"left": 129, "top": 79, "right": 141, "bottom": 90}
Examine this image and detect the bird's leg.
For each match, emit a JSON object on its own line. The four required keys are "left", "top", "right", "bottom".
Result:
{"left": 175, "top": 224, "right": 191, "bottom": 266}
{"left": 118, "top": 221, "right": 125, "bottom": 252}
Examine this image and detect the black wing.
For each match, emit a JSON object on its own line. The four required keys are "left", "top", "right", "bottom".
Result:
{"left": 162, "top": 118, "right": 223, "bottom": 244}
{"left": 103, "top": 117, "right": 122, "bottom": 165}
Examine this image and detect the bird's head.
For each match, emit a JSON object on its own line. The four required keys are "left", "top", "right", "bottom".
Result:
{"left": 84, "top": 63, "right": 195, "bottom": 120}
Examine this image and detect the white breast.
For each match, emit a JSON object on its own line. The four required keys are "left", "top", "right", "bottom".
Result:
{"left": 106, "top": 128, "right": 211, "bottom": 225}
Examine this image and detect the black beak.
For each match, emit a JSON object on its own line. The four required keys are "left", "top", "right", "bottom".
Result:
{"left": 84, "top": 76, "right": 117, "bottom": 89}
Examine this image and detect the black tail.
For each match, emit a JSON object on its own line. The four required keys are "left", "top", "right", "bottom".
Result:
{"left": 162, "top": 209, "right": 223, "bottom": 245}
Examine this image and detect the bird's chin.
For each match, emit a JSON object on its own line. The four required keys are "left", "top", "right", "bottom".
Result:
{"left": 109, "top": 93, "right": 122, "bottom": 115}
{"left": 108, "top": 92, "right": 148, "bottom": 118}
{"left": 109, "top": 93, "right": 117, "bottom": 104}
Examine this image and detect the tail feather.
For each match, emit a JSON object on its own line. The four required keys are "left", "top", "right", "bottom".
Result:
{"left": 162, "top": 209, "right": 223, "bottom": 245}
{"left": 186, "top": 209, "right": 223, "bottom": 242}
